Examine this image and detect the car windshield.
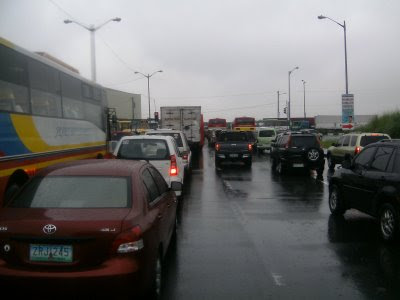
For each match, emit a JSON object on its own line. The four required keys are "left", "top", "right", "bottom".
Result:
{"left": 360, "top": 135, "right": 389, "bottom": 146}
{"left": 291, "top": 136, "right": 319, "bottom": 147}
{"left": 147, "top": 132, "right": 183, "bottom": 147}
{"left": 118, "top": 139, "right": 170, "bottom": 160}
{"left": 259, "top": 130, "right": 275, "bottom": 137}
{"left": 9, "top": 176, "right": 130, "bottom": 208}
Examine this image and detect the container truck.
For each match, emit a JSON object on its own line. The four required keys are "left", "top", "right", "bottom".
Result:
{"left": 160, "top": 106, "right": 204, "bottom": 151}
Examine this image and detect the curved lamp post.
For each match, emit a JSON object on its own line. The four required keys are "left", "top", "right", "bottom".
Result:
{"left": 318, "top": 15, "right": 348, "bottom": 95}
{"left": 134, "top": 70, "right": 163, "bottom": 119}
{"left": 64, "top": 17, "right": 121, "bottom": 82}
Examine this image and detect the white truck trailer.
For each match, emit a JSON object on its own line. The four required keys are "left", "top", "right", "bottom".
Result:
{"left": 160, "top": 106, "right": 204, "bottom": 151}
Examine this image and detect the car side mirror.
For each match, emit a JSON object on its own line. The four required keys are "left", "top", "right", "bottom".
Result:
{"left": 171, "top": 181, "right": 182, "bottom": 192}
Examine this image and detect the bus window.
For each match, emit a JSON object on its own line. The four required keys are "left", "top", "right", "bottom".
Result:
{"left": 29, "top": 59, "right": 62, "bottom": 117}
{"left": 61, "top": 73, "right": 84, "bottom": 119}
{"left": 0, "top": 44, "right": 30, "bottom": 113}
{"left": 85, "top": 102, "right": 102, "bottom": 129}
{"left": 82, "top": 83, "right": 93, "bottom": 99}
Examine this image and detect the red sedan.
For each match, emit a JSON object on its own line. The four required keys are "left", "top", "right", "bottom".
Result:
{"left": 0, "top": 159, "right": 180, "bottom": 298}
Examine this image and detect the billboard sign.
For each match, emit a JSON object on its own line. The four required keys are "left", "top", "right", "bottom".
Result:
{"left": 342, "top": 94, "right": 354, "bottom": 128}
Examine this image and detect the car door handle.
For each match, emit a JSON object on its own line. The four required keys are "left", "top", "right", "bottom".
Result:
{"left": 167, "top": 203, "right": 171, "bottom": 207}
{"left": 157, "top": 214, "right": 163, "bottom": 219}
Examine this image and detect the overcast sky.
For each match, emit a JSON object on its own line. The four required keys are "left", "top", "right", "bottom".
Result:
{"left": 1, "top": 0, "right": 399, "bottom": 121}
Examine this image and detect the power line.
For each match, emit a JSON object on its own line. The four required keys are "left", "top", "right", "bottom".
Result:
{"left": 203, "top": 102, "right": 276, "bottom": 113}
{"left": 48, "top": 0, "right": 75, "bottom": 19}
{"left": 97, "top": 35, "right": 140, "bottom": 74}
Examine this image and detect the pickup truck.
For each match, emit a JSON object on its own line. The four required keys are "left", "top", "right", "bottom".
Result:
{"left": 214, "top": 131, "right": 253, "bottom": 168}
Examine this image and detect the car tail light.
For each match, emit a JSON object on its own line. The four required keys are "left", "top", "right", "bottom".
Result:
{"left": 182, "top": 151, "right": 189, "bottom": 161}
{"left": 170, "top": 154, "right": 178, "bottom": 176}
{"left": 248, "top": 144, "right": 252, "bottom": 151}
{"left": 285, "top": 136, "right": 292, "bottom": 149}
{"left": 111, "top": 225, "right": 144, "bottom": 254}
{"left": 354, "top": 146, "right": 361, "bottom": 155}
{"left": 215, "top": 143, "right": 221, "bottom": 151}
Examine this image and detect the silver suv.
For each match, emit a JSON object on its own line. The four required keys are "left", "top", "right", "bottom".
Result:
{"left": 327, "top": 132, "right": 391, "bottom": 170}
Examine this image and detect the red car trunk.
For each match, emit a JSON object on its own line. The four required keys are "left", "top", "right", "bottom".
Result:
{"left": 0, "top": 208, "right": 131, "bottom": 269}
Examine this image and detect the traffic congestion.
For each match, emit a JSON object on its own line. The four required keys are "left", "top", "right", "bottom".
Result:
{"left": 1, "top": 1, "right": 400, "bottom": 299}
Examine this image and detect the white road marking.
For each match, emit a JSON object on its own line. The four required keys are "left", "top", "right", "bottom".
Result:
{"left": 322, "top": 181, "right": 329, "bottom": 185}
{"left": 271, "top": 273, "right": 286, "bottom": 286}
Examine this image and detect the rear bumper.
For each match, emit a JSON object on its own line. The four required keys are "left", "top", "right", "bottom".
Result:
{"left": 257, "top": 145, "right": 271, "bottom": 150}
{"left": 215, "top": 153, "right": 252, "bottom": 161}
{"left": 0, "top": 256, "right": 146, "bottom": 294}
{"left": 281, "top": 157, "right": 324, "bottom": 169}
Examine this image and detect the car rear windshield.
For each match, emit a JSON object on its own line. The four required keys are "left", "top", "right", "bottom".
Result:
{"left": 290, "top": 136, "right": 319, "bottom": 148}
{"left": 147, "top": 132, "right": 183, "bottom": 147}
{"left": 259, "top": 130, "right": 275, "bottom": 137}
{"left": 360, "top": 135, "right": 389, "bottom": 146}
{"left": 209, "top": 119, "right": 226, "bottom": 126}
{"left": 218, "top": 132, "right": 248, "bottom": 142}
{"left": 118, "top": 139, "right": 170, "bottom": 160}
{"left": 9, "top": 176, "right": 130, "bottom": 208}
{"left": 235, "top": 118, "right": 254, "bottom": 125}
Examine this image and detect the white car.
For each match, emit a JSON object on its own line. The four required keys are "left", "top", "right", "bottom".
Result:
{"left": 146, "top": 129, "right": 192, "bottom": 174}
{"left": 113, "top": 135, "right": 185, "bottom": 197}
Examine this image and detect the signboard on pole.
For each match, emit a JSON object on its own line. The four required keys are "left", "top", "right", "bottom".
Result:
{"left": 341, "top": 94, "right": 354, "bottom": 129}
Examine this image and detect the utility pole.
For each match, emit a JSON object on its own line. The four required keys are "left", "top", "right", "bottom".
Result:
{"left": 277, "top": 91, "right": 286, "bottom": 119}
{"left": 301, "top": 80, "right": 306, "bottom": 119}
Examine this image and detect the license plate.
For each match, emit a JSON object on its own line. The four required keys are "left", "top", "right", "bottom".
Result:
{"left": 293, "top": 163, "right": 304, "bottom": 167}
{"left": 30, "top": 244, "right": 73, "bottom": 263}
{"left": 230, "top": 154, "right": 239, "bottom": 158}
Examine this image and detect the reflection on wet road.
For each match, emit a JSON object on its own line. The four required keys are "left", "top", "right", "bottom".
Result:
{"left": 162, "top": 145, "right": 400, "bottom": 299}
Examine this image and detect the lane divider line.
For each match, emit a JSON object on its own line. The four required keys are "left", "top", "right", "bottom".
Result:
{"left": 271, "top": 273, "right": 286, "bottom": 286}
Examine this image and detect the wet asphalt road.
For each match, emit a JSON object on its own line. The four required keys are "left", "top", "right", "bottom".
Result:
{"left": 161, "top": 145, "right": 400, "bottom": 300}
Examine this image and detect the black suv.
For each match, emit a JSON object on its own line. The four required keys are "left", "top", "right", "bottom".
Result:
{"left": 270, "top": 132, "right": 325, "bottom": 177}
{"left": 329, "top": 140, "right": 400, "bottom": 241}
{"left": 215, "top": 131, "right": 253, "bottom": 168}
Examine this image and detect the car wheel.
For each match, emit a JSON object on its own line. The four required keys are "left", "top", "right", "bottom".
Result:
{"left": 329, "top": 185, "right": 346, "bottom": 215}
{"left": 379, "top": 203, "right": 399, "bottom": 242}
{"left": 327, "top": 154, "right": 335, "bottom": 170}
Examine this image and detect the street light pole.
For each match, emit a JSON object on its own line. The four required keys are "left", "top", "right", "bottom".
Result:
{"left": 318, "top": 15, "right": 349, "bottom": 94}
{"left": 64, "top": 17, "right": 121, "bottom": 82}
{"left": 301, "top": 80, "right": 306, "bottom": 119}
{"left": 135, "top": 70, "right": 163, "bottom": 119}
{"left": 288, "top": 66, "right": 299, "bottom": 127}
{"left": 277, "top": 91, "right": 286, "bottom": 119}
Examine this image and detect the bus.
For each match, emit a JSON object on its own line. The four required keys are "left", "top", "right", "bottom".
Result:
{"left": 0, "top": 37, "right": 108, "bottom": 205}
{"left": 208, "top": 118, "right": 227, "bottom": 129}
{"left": 232, "top": 117, "right": 256, "bottom": 131}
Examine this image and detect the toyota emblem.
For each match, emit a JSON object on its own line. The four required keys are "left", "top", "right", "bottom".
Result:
{"left": 43, "top": 224, "right": 57, "bottom": 234}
